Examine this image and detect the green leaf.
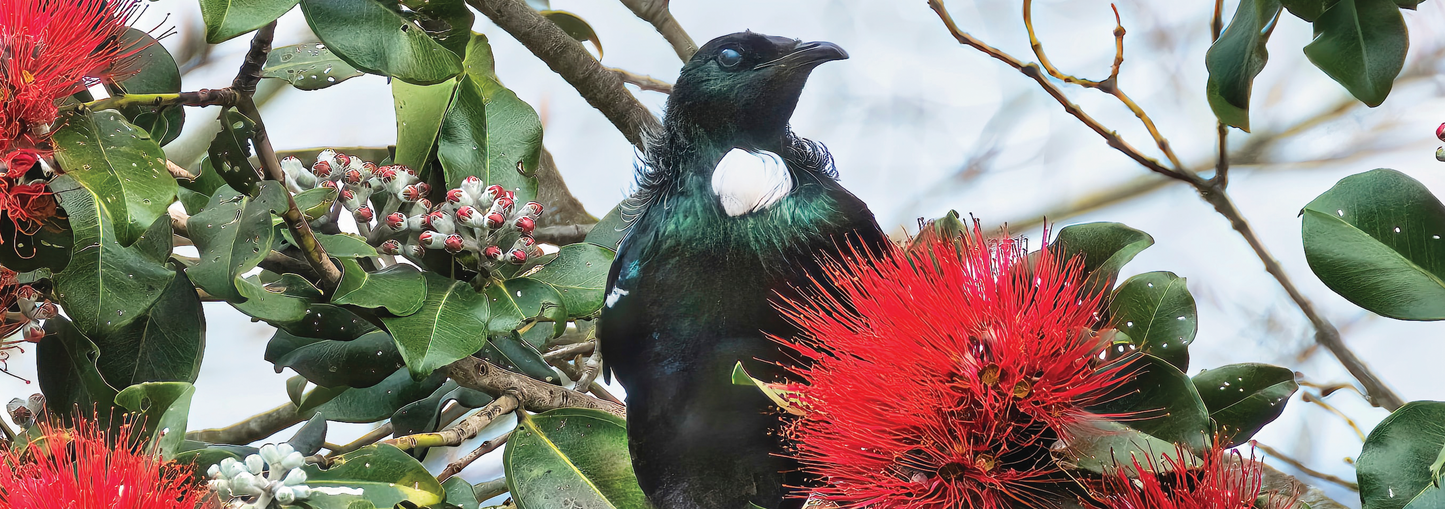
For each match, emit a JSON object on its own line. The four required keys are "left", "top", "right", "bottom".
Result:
{"left": 114, "top": 382, "right": 195, "bottom": 459}
{"left": 504, "top": 409, "right": 648, "bottom": 509}
{"left": 392, "top": 78, "right": 458, "bottom": 174}
{"left": 443, "top": 477, "right": 482, "bottom": 509}
{"left": 401, "top": 0, "right": 475, "bottom": 59}
{"left": 0, "top": 214, "right": 71, "bottom": 274}
{"left": 299, "top": 0, "right": 464, "bottom": 85}
{"left": 310, "top": 368, "right": 447, "bottom": 422}
{"left": 287, "top": 413, "right": 330, "bottom": 456}
{"left": 1051, "top": 222, "right": 1155, "bottom": 295}
{"left": 1055, "top": 418, "right": 1201, "bottom": 475}
{"left": 390, "top": 380, "right": 493, "bottom": 437}
{"left": 1205, "top": 0, "right": 1282, "bottom": 131}
{"left": 52, "top": 178, "right": 175, "bottom": 339}
{"left": 437, "top": 73, "right": 541, "bottom": 202}
{"left": 381, "top": 272, "right": 489, "bottom": 379}
{"left": 540, "top": 11, "right": 602, "bottom": 58}
{"left": 109, "top": 28, "right": 185, "bottom": 145}
{"left": 1358, "top": 401, "right": 1445, "bottom": 509}
{"left": 208, "top": 108, "right": 261, "bottom": 196}
{"left": 302, "top": 444, "right": 446, "bottom": 509}
{"left": 178, "top": 157, "right": 229, "bottom": 215}
{"left": 274, "top": 302, "right": 379, "bottom": 340}
{"left": 1395, "top": 0, "right": 1425, "bottom": 7}
{"left": 333, "top": 257, "right": 428, "bottom": 315}
{"left": 463, "top": 32, "right": 498, "bottom": 81}
{"left": 1088, "top": 354, "right": 1214, "bottom": 454}
{"left": 36, "top": 317, "right": 120, "bottom": 419}
{"left": 1192, "top": 363, "right": 1298, "bottom": 447}
{"left": 263, "top": 43, "right": 365, "bottom": 90}
{"left": 1109, "top": 271, "right": 1198, "bottom": 371}
{"left": 485, "top": 277, "right": 564, "bottom": 335}
{"left": 186, "top": 183, "right": 288, "bottom": 303}
{"left": 1302, "top": 169, "right": 1445, "bottom": 320}
{"left": 477, "top": 332, "right": 557, "bottom": 383}
{"left": 1304, "top": 0, "right": 1408, "bottom": 107}
{"left": 316, "top": 233, "right": 378, "bottom": 258}
{"left": 51, "top": 110, "right": 178, "bottom": 247}
{"left": 528, "top": 243, "right": 614, "bottom": 318}
{"left": 266, "top": 329, "right": 405, "bottom": 388}
{"left": 200, "top": 0, "right": 299, "bottom": 43}
{"left": 294, "top": 187, "right": 339, "bottom": 220}
{"left": 1281, "top": 0, "right": 1333, "bottom": 21}
{"left": 93, "top": 268, "right": 206, "bottom": 387}
{"left": 174, "top": 444, "right": 255, "bottom": 483}
{"left": 731, "top": 362, "right": 803, "bottom": 416}
{"left": 584, "top": 205, "right": 629, "bottom": 250}
{"left": 233, "top": 274, "right": 321, "bottom": 324}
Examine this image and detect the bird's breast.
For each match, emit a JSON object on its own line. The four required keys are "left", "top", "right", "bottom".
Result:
{"left": 710, "top": 148, "right": 793, "bottom": 217}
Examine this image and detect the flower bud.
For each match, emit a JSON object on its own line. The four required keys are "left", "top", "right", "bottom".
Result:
{"left": 1437, "top": 146, "right": 1445, "bottom": 162}
{"left": 275, "top": 487, "right": 296, "bottom": 505}
{"left": 483, "top": 245, "right": 503, "bottom": 261}
{"left": 418, "top": 231, "right": 446, "bottom": 249}
{"left": 260, "top": 445, "right": 280, "bottom": 464}
{"left": 482, "top": 184, "right": 505, "bottom": 204}
{"left": 338, "top": 188, "right": 355, "bottom": 202}
{"left": 219, "top": 458, "right": 242, "bottom": 477}
{"left": 290, "top": 171, "right": 318, "bottom": 191}
{"left": 427, "top": 211, "right": 455, "bottom": 234}
{"left": 231, "top": 472, "right": 264, "bottom": 496}
{"left": 16, "top": 285, "right": 39, "bottom": 307}
{"left": 379, "top": 239, "right": 403, "bottom": 255}
{"left": 444, "top": 234, "right": 465, "bottom": 254}
{"left": 343, "top": 168, "right": 365, "bottom": 186}
{"left": 405, "top": 243, "right": 426, "bottom": 258}
{"left": 507, "top": 249, "right": 528, "bottom": 265}
{"left": 275, "top": 443, "right": 296, "bottom": 460}
{"left": 484, "top": 211, "right": 506, "bottom": 229}
{"left": 385, "top": 212, "right": 408, "bottom": 231}
{"left": 489, "top": 197, "right": 515, "bottom": 217}
{"left": 282, "top": 451, "right": 305, "bottom": 470}
{"left": 207, "top": 464, "right": 222, "bottom": 479}
{"left": 353, "top": 206, "right": 374, "bottom": 223}
{"left": 319, "top": 180, "right": 339, "bottom": 191}
{"left": 514, "top": 216, "right": 535, "bottom": 235}
{"left": 310, "top": 160, "right": 333, "bottom": 179}
{"left": 7, "top": 398, "right": 32, "bottom": 428}
{"left": 245, "top": 454, "right": 265, "bottom": 475}
{"left": 334, "top": 152, "right": 351, "bottom": 169}
{"left": 414, "top": 182, "right": 432, "bottom": 197}
{"left": 21, "top": 323, "right": 44, "bottom": 343}
{"left": 30, "top": 302, "right": 57, "bottom": 320}
{"left": 521, "top": 201, "right": 544, "bottom": 217}
{"left": 397, "top": 165, "right": 417, "bottom": 177}
{"left": 446, "top": 188, "right": 469, "bottom": 206}
{"left": 456, "top": 206, "right": 484, "bottom": 228}
{"left": 1437, "top": 123, "right": 1445, "bottom": 142}
{"left": 281, "top": 157, "right": 306, "bottom": 178}
{"left": 412, "top": 199, "right": 433, "bottom": 214}
{"left": 316, "top": 149, "right": 338, "bottom": 166}
{"left": 208, "top": 479, "right": 232, "bottom": 498}
{"left": 291, "top": 486, "right": 311, "bottom": 500}
{"left": 374, "top": 165, "right": 397, "bottom": 181}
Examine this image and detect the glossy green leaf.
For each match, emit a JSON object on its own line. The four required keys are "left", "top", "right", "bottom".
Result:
{"left": 1395, "top": 0, "right": 1424, "bottom": 7}
{"left": 200, "top": 0, "right": 299, "bottom": 43}
{"left": 443, "top": 477, "right": 482, "bottom": 509}
{"left": 1304, "top": 0, "right": 1408, "bottom": 107}
{"left": 485, "top": 277, "right": 564, "bottom": 335}
{"left": 585, "top": 205, "right": 628, "bottom": 250}
{"left": 1192, "top": 363, "right": 1297, "bottom": 447}
{"left": 381, "top": 272, "right": 489, "bottom": 379}
{"left": 115, "top": 382, "right": 195, "bottom": 459}
{"left": 299, "top": 0, "right": 464, "bottom": 85}
{"left": 540, "top": 11, "right": 602, "bottom": 58}
{"left": 302, "top": 444, "right": 446, "bottom": 509}
{"left": 109, "top": 28, "right": 184, "bottom": 145}
{"left": 0, "top": 214, "right": 72, "bottom": 274}
{"left": 437, "top": 73, "right": 541, "bottom": 202}
{"left": 1109, "top": 271, "right": 1197, "bottom": 371}
{"left": 266, "top": 329, "right": 405, "bottom": 389}
{"left": 178, "top": 157, "right": 229, "bottom": 215}
{"left": 333, "top": 257, "right": 427, "bottom": 315}
{"left": 400, "top": 0, "right": 474, "bottom": 59}
{"left": 504, "top": 409, "right": 648, "bottom": 509}
{"left": 263, "top": 43, "right": 365, "bottom": 90}
{"left": 93, "top": 268, "right": 206, "bottom": 388}
{"left": 463, "top": 32, "right": 497, "bottom": 81}
{"left": 390, "top": 380, "right": 493, "bottom": 437}
{"left": 208, "top": 108, "right": 261, "bottom": 196}
{"left": 51, "top": 110, "right": 178, "bottom": 247}
{"left": 51, "top": 177, "right": 175, "bottom": 339}
{"left": 1051, "top": 222, "right": 1154, "bottom": 295}
{"left": 391, "top": 78, "right": 457, "bottom": 175}
{"left": 478, "top": 333, "right": 557, "bottom": 383}
{"left": 1055, "top": 418, "right": 1201, "bottom": 475}
{"left": 310, "top": 368, "right": 447, "bottom": 422}
{"left": 37, "top": 317, "right": 120, "bottom": 419}
{"left": 1302, "top": 169, "right": 1445, "bottom": 320}
{"left": 1358, "top": 401, "right": 1445, "bottom": 509}
{"left": 233, "top": 274, "right": 321, "bottom": 324}
{"left": 528, "top": 243, "right": 614, "bottom": 318}
{"left": 287, "top": 413, "right": 330, "bottom": 456}
{"left": 1281, "top": 0, "right": 1332, "bottom": 21}
{"left": 273, "top": 302, "right": 378, "bottom": 340}
{"left": 294, "top": 187, "right": 339, "bottom": 220}
{"left": 1088, "top": 354, "right": 1213, "bottom": 454}
{"left": 186, "top": 183, "right": 288, "bottom": 303}
{"left": 1205, "top": 0, "right": 1282, "bottom": 131}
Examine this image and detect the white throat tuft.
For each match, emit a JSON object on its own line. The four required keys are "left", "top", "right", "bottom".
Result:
{"left": 710, "top": 148, "right": 793, "bottom": 217}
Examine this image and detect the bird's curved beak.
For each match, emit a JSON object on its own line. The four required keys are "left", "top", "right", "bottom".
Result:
{"left": 754, "top": 41, "right": 849, "bottom": 71}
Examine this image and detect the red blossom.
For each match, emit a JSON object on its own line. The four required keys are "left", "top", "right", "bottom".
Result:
{"left": 1098, "top": 443, "right": 1299, "bottom": 509}
{"left": 0, "top": 417, "right": 213, "bottom": 509}
{"left": 779, "top": 222, "right": 1132, "bottom": 508}
{"left": 0, "top": 0, "right": 145, "bottom": 151}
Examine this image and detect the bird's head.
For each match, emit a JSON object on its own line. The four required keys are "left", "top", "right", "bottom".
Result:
{"left": 665, "top": 32, "right": 848, "bottom": 150}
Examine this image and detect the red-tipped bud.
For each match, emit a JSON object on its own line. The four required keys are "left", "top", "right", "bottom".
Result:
{"left": 521, "top": 201, "right": 544, "bottom": 217}
{"left": 444, "top": 234, "right": 465, "bottom": 254}
{"left": 456, "top": 206, "right": 485, "bottom": 227}
{"left": 415, "top": 199, "right": 433, "bottom": 212}
{"left": 335, "top": 153, "right": 351, "bottom": 168}
{"left": 489, "top": 197, "right": 515, "bottom": 217}
{"left": 484, "top": 211, "right": 506, "bottom": 229}
{"left": 319, "top": 180, "right": 339, "bottom": 190}
{"left": 380, "top": 239, "right": 403, "bottom": 255}
{"left": 401, "top": 185, "right": 425, "bottom": 202}
{"left": 483, "top": 245, "right": 503, "bottom": 261}
{"left": 502, "top": 190, "right": 516, "bottom": 202}
{"left": 15, "top": 286, "right": 39, "bottom": 304}
{"left": 398, "top": 165, "right": 417, "bottom": 177}
{"left": 385, "top": 212, "right": 408, "bottom": 231}
{"left": 514, "top": 216, "right": 535, "bottom": 235}
{"left": 31, "top": 302, "right": 57, "bottom": 321}
{"left": 21, "top": 323, "right": 44, "bottom": 343}
{"left": 482, "top": 184, "right": 505, "bottom": 203}
{"left": 447, "top": 188, "right": 468, "bottom": 205}
{"left": 343, "top": 168, "right": 364, "bottom": 185}
{"left": 461, "top": 177, "right": 485, "bottom": 200}
{"left": 427, "top": 211, "right": 455, "bottom": 234}
{"left": 406, "top": 243, "right": 426, "bottom": 258}
{"left": 339, "top": 188, "right": 355, "bottom": 202}
{"left": 311, "top": 160, "right": 332, "bottom": 178}
{"left": 1437, "top": 123, "right": 1445, "bottom": 142}
{"left": 418, "top": 231, "right": 446, "bottom": 249}
{"left": 415, "top": 182, "right": 432, "bottom": 196}
{"left": 353, "top": 206, "right": 374, "bottom": 223}
{"left": 507, "top": 249, "right": 528, "bottom": 265}
{"left": 375, "top": 165, "right": 398, "bottom": 181}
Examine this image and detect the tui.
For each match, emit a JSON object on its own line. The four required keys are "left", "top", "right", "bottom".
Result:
{"left": 599, "top": 32, "right": 890, "bottom": 509}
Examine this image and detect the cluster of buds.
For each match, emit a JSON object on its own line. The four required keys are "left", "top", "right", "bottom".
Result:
{"left": 280, "top": 149, "right": 396, "bottom": 229}
{"left": 1436, "top": 123, "right": 1445, "bottom": 162}
{"left": 0, "top": 269, "right": 59, "bottom": 374}
{"left": 207, "top": 443, "right": 311, "bottom": 508}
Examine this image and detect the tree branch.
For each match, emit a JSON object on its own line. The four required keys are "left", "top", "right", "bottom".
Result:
{"left": 617, "top": 0, "right": 698, "bottom": 61}
{"left": 437, "top": 431, "right": 511, "bottom": 482}
{"left": 383, "top": 394, "right": 519, "bottom": 451}
{"left": 185, "top": 401, "right": 301, "bottom": 444}
{"left": 473, "top": 478, "right": 509, "bottom": 501}
{"left": 533, "top": 223, "right": 594, "bottom": 246}
{"left": 63, "top": 89, "right": 242, "bottom": 113}
{"left": 447, "top": 356, "right": 625, "bottom": 417}
{"left": 1254, "top": 442, "right": 1360, "bottom": 493}
{"left": 468, "top": 0, "right": 660, "bottom": 149}
{"left": 608, "top": 67, "right": 674, "bottom": 94}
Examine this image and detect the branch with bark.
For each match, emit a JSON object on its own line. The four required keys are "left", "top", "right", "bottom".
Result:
{"left": 383, "top": 394, "right": 519, "bottom": 451}
{"left": 617, "top": 0, "right": 697, "bottom": 62}
{"left": 447, "top": 356, "right": 626, "bottom": 417}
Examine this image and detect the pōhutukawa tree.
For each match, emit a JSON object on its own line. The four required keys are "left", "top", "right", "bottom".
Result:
{"left": 0, "top": 0, "right": 1433, "bottom": 507}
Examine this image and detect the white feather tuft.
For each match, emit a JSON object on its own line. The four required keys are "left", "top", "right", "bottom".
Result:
{"left": 710, "top": 149, "right": 793, "bottom": 217}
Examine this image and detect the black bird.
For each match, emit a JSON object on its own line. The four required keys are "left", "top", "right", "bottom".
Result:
{"left": 599, "top": 32, "right": 890, "bottom": 509}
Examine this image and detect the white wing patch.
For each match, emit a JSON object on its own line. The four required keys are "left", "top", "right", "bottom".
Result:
{"left": 711, "top": 148, "right": 793, "bottom": 217}
{"left": 605, "top": 287, "right": 630, "bottom": 308}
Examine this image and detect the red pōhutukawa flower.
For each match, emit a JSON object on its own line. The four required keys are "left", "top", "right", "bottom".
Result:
{"left": 1098, "top": 442, "right": 1299, "bottom": 509}
{"left": 779, "top": 222, "right": 1133, "bottom": 508}
{"left": 0, "top": 0, "right": 145, "bottom": 152}
{"left": 0, "top": 416, "right": 213, "bottom": 508}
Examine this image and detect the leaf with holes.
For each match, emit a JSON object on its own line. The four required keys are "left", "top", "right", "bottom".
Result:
{"left": 437, "top": 72, "right": 540, "bottom": 202}
{"left": 93, "top": 268, "right": 206, "bottom": 388}
{"left": 263, "top": 43, "right": 365, "bottom": 90}
{"left": 207, "top": 108, "right": 261, "bottom": 196}
{"left": 1204, "top": 0, "right": 1282, "bottom": 131}
{"left": 381, "top": 272, "right": 489, "bottom": 379}
{"left": 108, "top": 28, "right": 185, "bottom": 145}
{"left": 266, "top": 329, "right": 404, "bottom": 389}
{"left": 1358, "top": 401, "right": 1445, "bottom": 509}
{"left": 1304, "top": 0, "right": 1408, "bottom": 107}
{"left": 115, "top": 382, "right": 195, "bottom": 459}
{"left": 51, "top": 110, "right": 177, "bottom": 247}
{"left": 1050, "top": 222, "right": 1154, "bottom": 296}
{"left": 1302, "top": 169, "right": 1445, "bottom": 320}
{"left": 1109, "top": 271, "right": 1198, "bottom": 371}
{"left": 485, "top": 277, "right": 564, "bottom": 335}
{"left": 299, "top": 0, "right": 464, "bottom": 85}
{"left": 528, "top": 243, "right": 613, "bottom": 318}
{"left": 186, "top": 183, "right": 288, "bottom": 303}
{"left": 302, "top": 444, "right": 445, "bottom": 509}
{"left": 1191, "top": 363, "right": 1297, "bottom": 447}
{"left": 504, "top": 409, "right": 648, "bottom": 509}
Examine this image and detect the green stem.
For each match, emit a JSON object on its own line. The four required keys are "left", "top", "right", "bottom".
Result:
{"left": 61, "top": 89, "right": 242, "bottom": 113}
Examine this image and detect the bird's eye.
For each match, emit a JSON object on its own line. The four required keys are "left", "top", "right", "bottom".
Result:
{"left": 717, "top": 48, "right": 743, "bottom": 68}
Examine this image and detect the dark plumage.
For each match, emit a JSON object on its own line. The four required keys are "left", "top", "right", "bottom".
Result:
{"left": 600, "top": 32, "right": 889, "bottom": 509}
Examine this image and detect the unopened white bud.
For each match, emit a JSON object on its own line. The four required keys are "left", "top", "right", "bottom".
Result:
{"left": 275, "top": 486, "right": 296, "bottom": 504}
{"left": 282, "top": 468, "right": 307, "bottom": 486}
{"left": 281, "top": 452, "right": 306, "bottom": 471}
{"left": 259, "top": 444, "right": 281, "bottom": 465}
{"left": 245, "top": 454, "right": 265, "bottom": 475}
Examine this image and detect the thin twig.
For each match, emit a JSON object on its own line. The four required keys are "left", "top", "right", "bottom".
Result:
{"left": 383, "top": 394, "right": 519, "bottom": 451}
{"left": 542, "top": 340, "right": 595, "bottom": 362}
{"left": 1254, "top": 442, "right": 1360, "bottom": 492}
{"left": 473, "top": 477, "right": 509, "bottom": 501}
{"left": 1301, "top": 392, "right": 1367, "bottom": 441}
{"left": 61, "top": 89, "right": 242, "bottom": 113}
{"left": 608, "top": 67, "right": 674, "bottom": 94}
{"left": 165, "top": 160, "right": 197, "bottom": 182}
{"left": 436, "top": 431, "right": 512, "bottom": 482}
{"left": 572, "top": 348, "right": 603, "bottom": 392}
{"left": 616, "top": 0, "right": 698, "bottom": 61}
